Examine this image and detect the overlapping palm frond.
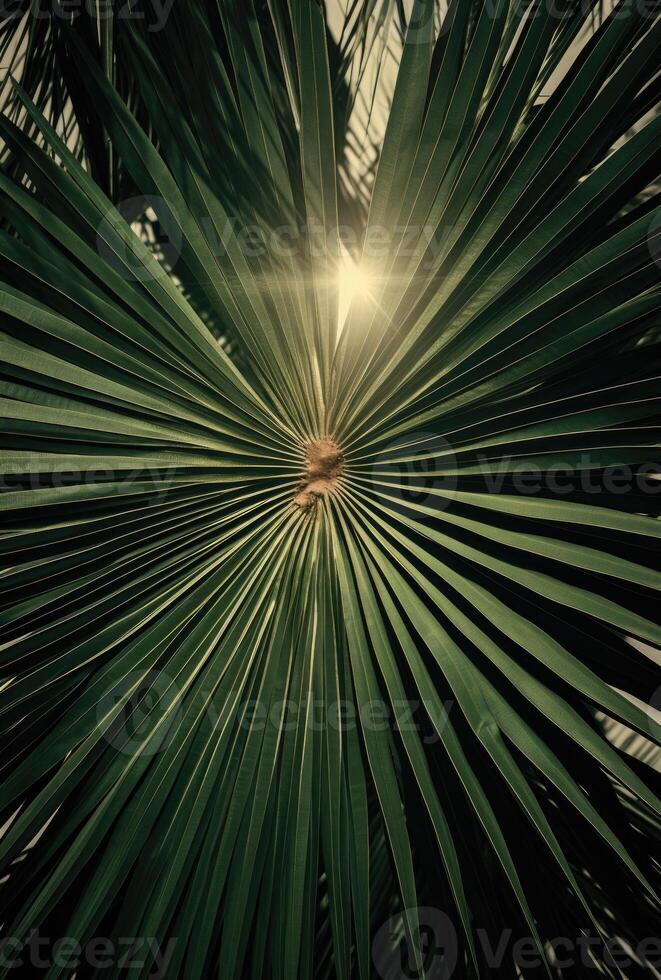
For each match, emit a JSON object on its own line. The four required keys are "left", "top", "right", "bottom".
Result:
{"left": 1, "top": 0, "right": 660, "bottom": 977}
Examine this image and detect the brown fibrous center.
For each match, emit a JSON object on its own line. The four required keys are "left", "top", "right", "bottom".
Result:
{"left": 294, "top": 439, "right": 344, "bottom": 511}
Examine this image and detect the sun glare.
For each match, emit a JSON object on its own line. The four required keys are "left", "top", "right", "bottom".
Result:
{"left": 337, "top": 251, "right": 373, "bottom": 333}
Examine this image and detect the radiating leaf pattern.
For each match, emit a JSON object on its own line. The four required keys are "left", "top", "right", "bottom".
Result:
{"left": 1, "top": 1, "right": 660, "bottom": 977}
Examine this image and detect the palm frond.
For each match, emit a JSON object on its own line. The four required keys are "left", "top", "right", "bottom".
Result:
{"left": 1, "top": 1, "right": 660, "bottom": 977}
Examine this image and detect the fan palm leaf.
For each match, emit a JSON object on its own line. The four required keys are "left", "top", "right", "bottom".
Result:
{"left": 0, "top": 1, "right": 660, "bottom": 977}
